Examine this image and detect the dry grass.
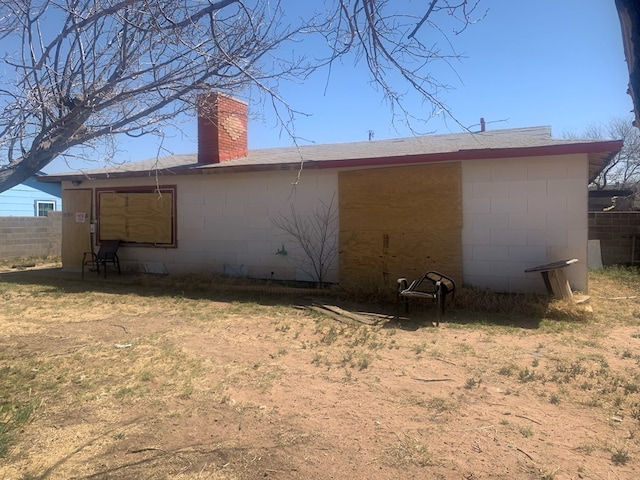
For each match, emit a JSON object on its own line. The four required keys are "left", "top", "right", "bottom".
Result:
{"left": 0, "top": 266, "right": 639, "bottom": 479}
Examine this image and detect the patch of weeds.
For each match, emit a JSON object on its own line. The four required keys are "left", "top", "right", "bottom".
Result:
{"left": 367, "top": 338, "right": 386, "bottom": 351}
{"left": 621, "top": 349, "right": 633, "bottom": 359}
{"left": 180, "top": 381, "right": 195, "bottom": 399}
{"left": 277, "top": 348, "right": 288, "bottom": 356}
{"left": 631, "top": 332, "right": 640, "bottom": 339}
{"left": 518, "top": 368, "right": 537, "bottom": 383}
{"left": 311, "top": 353, "right": 323, "bottom": 366}
{"left": 385, "top": 437, "right": 433, "bottom": 467}
{"left": 464, "top": 377, "right": 480, "bottom": 389}
{"left": 624, "top": 382, "right": 639, "bottom": 395}
{"left": 582, "top": 397, "right": 603, "bottom": 408}
{"left": 350, "top": 329, "right": 371, "bottom": 347}
{"left": 531, "top": 358, "right": 539, "bottom": 368}
{"left": 498, "top": 364, "right": 516, "bottom": 376}
{"left": 413, "top": 342, "right": 427, "bottom": 355}
{"left": 340, "top": 350, "right": 355, "bottom": 367}
{"left": 427, "top": 397, "right": 457, "bottom": 414}
{"left": 19, "top": 471, "right": 47, "bottom": 480}
{"left": 550, "top": 394, "right": 560, "bottom": 405}
{"left": 320, "top": 325, "right": 339, "bottom": 345}
{"left": 556, "top": 361, "right": 586, "bottom": 381}
{"left": 575, "top": 442, "right": 597, "bottom": 455}
{"left": 519, "top": 425, "right": 534, "bottom": 438}
{"left": 388, "top": 339, "right": 399, "bottom": 350}
{"left": 611, "top": 448, "right": 630, "bottom": 466}
{"left": 0, "top": 400, "right": 40, "bottom": 457}
{"left": 539, "top": 468, "right": 559, "bottom": 480}
{"left": 353, "top": 352, "right": 373, "bottom": 371}
{"left": 139, "top": 371, "right": 154, "bottom": 382}
{"left": 579, "top": 381, "right": 592, "bottom": 391}
{"left": 454, "top": 342, "right": 474, "bottom": 355}
{"left": 274, "top": 322, "right": 291, "bottom": 333}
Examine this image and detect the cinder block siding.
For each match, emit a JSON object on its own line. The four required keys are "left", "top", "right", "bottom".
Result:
{"left": 75, "top": 171, "right": 339, "bottom": 282}
{"left": 0, "top": 212, "right": 62, "bottom": 259}
{"left": 462, "top": 154, "right": 589, "bottom": 294}
{"left": 588, "top": 212, "right": 640, "bottom": 266}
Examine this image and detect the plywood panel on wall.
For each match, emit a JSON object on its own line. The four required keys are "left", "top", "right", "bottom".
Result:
{"left": 339, "top": 163, "right": 462, "bottom": 291}
{"left": 99, "top": 192, "right": 173, "bottom": 244}
{"left": 61, "top": 189, "right": 92, "bottom": 269}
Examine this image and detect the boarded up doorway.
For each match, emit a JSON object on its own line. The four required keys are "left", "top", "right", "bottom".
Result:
{"left": 61, "top": 189, "right": 92, "bottom": 270}
{"left": 339, "top": 162, "right": 462, "bottom": 291}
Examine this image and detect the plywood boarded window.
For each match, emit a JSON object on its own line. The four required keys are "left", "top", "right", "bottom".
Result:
{"left": 97, "top": 187, "right": 176, "bottom": 246}
{"left": 339, "top": 163, "right": 462, "bottom": 290}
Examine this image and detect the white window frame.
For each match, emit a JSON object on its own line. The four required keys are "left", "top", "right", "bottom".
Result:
{"left": 36, "top": 200, "right": 56, "bottom": 217}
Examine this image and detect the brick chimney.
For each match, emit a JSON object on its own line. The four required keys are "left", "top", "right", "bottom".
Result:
{"left": 197, "top": 92, "right": 248, "bottom": 164}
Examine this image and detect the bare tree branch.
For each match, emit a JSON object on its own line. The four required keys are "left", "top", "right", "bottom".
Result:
{"left": 568, "top": 116, "right": 640, "bottom": 190}
{"left": 272, "top": 195, "right": 339, "bottom": 288}
{"left": 0, "top": 0, "right": 484, "bottom": 192}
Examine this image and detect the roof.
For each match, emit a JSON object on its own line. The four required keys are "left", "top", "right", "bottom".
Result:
{"left": 40, "top": 126, "right": 622, "bottom": 183}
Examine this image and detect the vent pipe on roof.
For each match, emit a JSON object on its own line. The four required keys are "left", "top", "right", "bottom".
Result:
{"left": 480, "top": 117, "right": 486, "bottom": 132}
{"left": 197, "top": 92, "right": 248, "bottom": 164}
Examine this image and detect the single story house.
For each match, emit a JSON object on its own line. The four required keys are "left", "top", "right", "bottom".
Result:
{"left": 0, "top": 173, "right": 62, "bottom": 216}
{"left": 40, "top": 93, "right": 622, "bottom": 294}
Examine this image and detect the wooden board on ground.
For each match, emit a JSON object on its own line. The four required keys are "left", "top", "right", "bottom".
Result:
{"left": 309, "top": 303, "right": 388, "bottom": 326}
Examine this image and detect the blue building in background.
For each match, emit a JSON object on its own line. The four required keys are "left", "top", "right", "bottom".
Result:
{"left": 0, "top": 174, "right": 62, "bottom": 216}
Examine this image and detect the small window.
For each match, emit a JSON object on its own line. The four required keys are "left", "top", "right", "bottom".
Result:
{"left": 36, "top": 201, "right": 56, "bottom": 217}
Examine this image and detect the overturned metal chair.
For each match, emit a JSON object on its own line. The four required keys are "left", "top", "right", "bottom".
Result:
{"left": 396, "top": 271, "right": 456, "bottom": 326}
{"left": 82, "top": 239, "right": 121, "bottom": 279}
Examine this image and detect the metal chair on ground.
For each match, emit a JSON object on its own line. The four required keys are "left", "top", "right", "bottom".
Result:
{"left": 396, "top": 271, "right": 456, "bottom": 326}
{"left": 82, "top": 239, "right": 121, "bottom": 279}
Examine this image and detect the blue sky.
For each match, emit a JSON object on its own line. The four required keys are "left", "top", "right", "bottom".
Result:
{"left": 45, "top": 0, "right": 632, "bottom": 172}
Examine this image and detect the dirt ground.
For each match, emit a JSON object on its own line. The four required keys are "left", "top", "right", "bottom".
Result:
{"left": 1, "top": 266, "right": 640, "bottom": 480}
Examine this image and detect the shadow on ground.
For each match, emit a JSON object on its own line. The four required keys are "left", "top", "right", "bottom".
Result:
{"left": 0, "top": 267, "right": 556, "bottom": 330}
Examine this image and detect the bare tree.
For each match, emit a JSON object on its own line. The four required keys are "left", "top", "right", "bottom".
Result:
{"left": 272, "top": 196, "right": 338, "bottom": 288}
{"left": 572, "top": 117, "right": 640, "bottom": 190}
{"left": 0, "top": 0, "right": 483, "bottom": 193}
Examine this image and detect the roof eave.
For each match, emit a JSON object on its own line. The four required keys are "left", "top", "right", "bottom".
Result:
{"left": 37, "top": 161, "right": 313, "bottom": 183}
{"left": 38, "top": 139, "right": 623, "bottom": 183}
{"left": 316, "top": 140, "right": 624, "bottom": 170}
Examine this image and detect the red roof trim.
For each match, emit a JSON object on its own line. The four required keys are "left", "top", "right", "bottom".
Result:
{"left": 315, "top": 140, "right": 624, "bottom": 169}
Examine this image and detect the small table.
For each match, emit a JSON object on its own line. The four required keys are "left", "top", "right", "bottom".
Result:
{"left": 524, "top": 259, "right": 578, "bottom": 300}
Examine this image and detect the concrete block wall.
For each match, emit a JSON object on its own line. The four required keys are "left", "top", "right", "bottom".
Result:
{"left": 0, "top": 211, "right": 62, "bottom": 260}
{"left": 81, "top": 170, "right": 339, "bottom": 282}
{"left": 588, "top": 212, "right": 640, "bottom": 266}
{"left": 462, "top": 154, "right": 589, "bottom": 294}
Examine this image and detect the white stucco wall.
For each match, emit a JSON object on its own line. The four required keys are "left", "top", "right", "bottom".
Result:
{"left": 75, "top": 169, "right": 339, "bottom": 282}
{"left": 461, "top": 154, "right": 589, "bottom": 294}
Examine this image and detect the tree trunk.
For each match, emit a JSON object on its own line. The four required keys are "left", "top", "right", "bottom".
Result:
{"left": 616, "top": 0, "right": 640, "bottom": 128}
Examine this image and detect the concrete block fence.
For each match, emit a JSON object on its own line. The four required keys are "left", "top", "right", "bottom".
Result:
{"left": 0, "top": 212, "right": 62, "bottom": 261}
{"left": 588, "top": 212, "right": 640, "bottom": 266}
